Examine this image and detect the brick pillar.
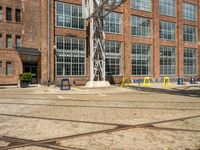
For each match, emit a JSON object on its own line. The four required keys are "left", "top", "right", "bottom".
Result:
{"left": 152, "top": 0, "right": 160, "bottom": 79}
{"left": 177, "top": 0, "right": 184, "bottom": 78}
{"left": 198, "top": 0, "right": 200, "bottom": 79}
{"left": 123, "top": 0, "right": 132, "bottom": 78}
{"left": 50, "top": 0, "right": 55, "bottom": 83}
{"left": 40, "top": 0, "right": 48, "bottom": 84}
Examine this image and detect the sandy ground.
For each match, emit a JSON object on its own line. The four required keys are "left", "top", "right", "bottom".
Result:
{"left": 0, "top": 85, "right": 199, "bottom": 150}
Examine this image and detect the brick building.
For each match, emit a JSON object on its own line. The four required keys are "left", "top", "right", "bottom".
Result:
{"left": 0, "top": 0, "right": 200, "bottom": 85}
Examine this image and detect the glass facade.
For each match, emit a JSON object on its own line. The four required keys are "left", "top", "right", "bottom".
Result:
{"left": 104, "top": 12, "right": 122, "bottom": 34}
{"left": 131, "top": 0, "right": 151, "bottom": 12}
{"left": 105, "top": 41, "right": 121, "bottom": 76}
{"left": 160, "top": 46, "right": 176, "bottom": 75}
{"left": 132, "top": 16, "right": 151, "bottom": 37}
{"left": 184, "top": 48, "right": 196, "bottom": 75}
{"left": 183, "top": 2, "right": 196, "bottom": 21}
{"left": 160, "top": 21, "right": 176, "bottom": 40}
{"left": 132, "top": 44, "right": 151, "bottom": 76}
{"left": 55, "top": 2, "right": 85, "bottom": 29}
{"left": 183, "top": 25, "right": 197, "bottom": 43}
{"left": 55, "top": 36, "right": 86, "bottom": 76}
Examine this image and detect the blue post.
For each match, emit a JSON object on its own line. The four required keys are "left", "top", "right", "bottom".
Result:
{"left": 177, "top": 77, "right": 184, "bottom": 85}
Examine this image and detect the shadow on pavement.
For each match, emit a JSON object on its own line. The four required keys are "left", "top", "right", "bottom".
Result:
{"left": 129, "top": 86, "right": 200, "bottom": 98}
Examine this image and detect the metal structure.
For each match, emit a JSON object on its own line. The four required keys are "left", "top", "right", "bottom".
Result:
{"left": 82, "top": 0, "right": 126, "bottom": 81}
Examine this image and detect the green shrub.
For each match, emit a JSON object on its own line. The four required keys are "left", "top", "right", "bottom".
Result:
{"left": 19, "top": 73, "right": 33, "bottom": 81}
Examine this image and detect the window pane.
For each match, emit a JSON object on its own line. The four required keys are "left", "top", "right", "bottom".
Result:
{"left": 55, "top": 36, "right": 86, "bottom": 76}
{"left": 15, "top": 9, "right": 21, "bottom": 22}
{"left": 0, "top": 62, "right": 2, "bottom": 75}
{"left": 55, "top": 2, "right": 85, "bottom": 29}
{"left": 184, "top": 48, "right": 196, "bottom": 75}
{"left": 105, "top": 41, "right": 121, "bottom": 76}
{"left": 0, "top": 6, "right": 2, "bottom": 21}
{"left": 132, "top": 0, "right": 151, "bottom": 12}
{"left": 160, "top": 46, "right": 176, "bottom": 75}
{"left": 6, "top": 62, "right": 12, "bottom": 75}
{"left": 132, "top": 16, "right": 151, "bottom": 37}
{"left": 132, "top": 44, "right": 151, "bottom": 75}
{"left": 6, "top": 7, "right": 12, "bottom": 21}
{"left": 160, "top": 21, "right": 176, "bottom": 40}
{"left": 6, "top": 35, "right": 12, "bottom": 48}
{"left": 0, "top": 34, "right": 2, "bottom": 48}
{"left": 104, "top": 12, "right": 122, "bottom": 34}
{"left": 183, "top": 3, "right": 196, "bottom": 21}
{"left": 183, "top": 25, "right": 197, "bottom": 43}
{"left": 16, "top": 35, "right": 21, "bottom": 47}
{"left": 159, "top": 0, "right": 176, "bottom": 17}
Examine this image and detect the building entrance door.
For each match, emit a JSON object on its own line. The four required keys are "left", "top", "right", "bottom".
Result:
{"left": 23, "top": 62, "right": 38, "bottom": 84}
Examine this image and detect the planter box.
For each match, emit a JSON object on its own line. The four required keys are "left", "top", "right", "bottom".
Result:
{"left": 20, "top": 80, "right": 29, "bottom": 88}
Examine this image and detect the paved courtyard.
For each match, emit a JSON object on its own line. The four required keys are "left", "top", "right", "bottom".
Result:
{"left": 0, "top": 85, "right": 200, "bottom": 150}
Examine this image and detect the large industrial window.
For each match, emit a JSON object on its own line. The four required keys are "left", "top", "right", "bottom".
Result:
{"left": 105, "top": 41, "right": 121, "bottom": 76}
{"left": 132, "top": 16, "right": 151, "bottom": 37}
{"left": 15, "top": 9, "right": 21, "bottom": 22}
{"left": 6, "top": 62, "right": 12, "bottom": 76}
{"left": 160, "top": 46, "right": 176, "bottom": 75}
{"left": 132, "top": 44, "right": 151, "bottom": 76}
{"left": 6, "top": 7, "right": 12, "bottom": 21}
{"left": 6, "top": 35, "right": 12, "bottom": 48}
{"left": 131, "top": 0, "right": 151, "bottom": 12}
{"left": 0, "top": 6, "right": 2, "bottom": 21}
{"left": 183, "top": 3, "right": 196, "bottom": 21}
{"left": 184, "top": 48, "right": 196, "bottom": 75}
{"left": 0, "top": 62, "right": 2, "bottom": 75}
{"left": 0, "top": 34, "right": 2, "bottom": 48}
{"left": 160, "top": 21, "right": 176, "bottom": 40}
{"left": 183, "top": 25, "right": 197, "bottom": 43}
{"left": 16, "top": 35, "right": 21, "bottom": 47}
{"left": 104, "top": 12, "right": 122, "bottom": 34}
{"left": 55, "top": 36, "right": 86, "bottom": 76}
{"left": 55, "top": 2, "right": 85, "bottom": 29}
{"left": 159, "top": 0, "right": 176, "bottom": 17}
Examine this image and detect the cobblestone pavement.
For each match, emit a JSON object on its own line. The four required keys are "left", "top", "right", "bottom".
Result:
{"left": 0, "top": 85, "right": 200, "bottom": 150}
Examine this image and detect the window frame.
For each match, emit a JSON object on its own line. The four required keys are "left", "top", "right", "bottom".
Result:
{"left": 6, "top": 34, "right": 12, "bottom": 48}
{"left": 183, "top": 2, "right": 197, "bottom": 21}
{"left": 159, "top": 0, "right": 176, "bottom": 17}
{"left": 184, "top": 48, "right": 197, "bottom": 75}
{"left": 159, "top": 21, "right": 176, "bottom": 41}
{"left": 131, "top": 15, "right": 152, "bottom": 37}
{"left": 55, "top": 2, "right": 85, "bottom": 30}
{"left": 183, "top": 25, "right": 197, "bottom": 43}
{"left": 55, "top": 36, "right": 86, "bottom": 76}
{"left": 6, "top": 7, "right": 12, "bottom": 22}
{"left": 6, "top": 62, "right": 12, "bottom": 76}
{"left": 160, "top": 46, "right": 176, "bottom": 76}
{"left": 105, "top": 40, "right": 122, "bottom": 76}
{"left": 132, "top": 43, "right": 151, "bottom": 76}
{"left": 131, "top": 0, "right": 152, "bottom": 12}
{"left": 15, "top": 9, "right": 21, "bottom": 22}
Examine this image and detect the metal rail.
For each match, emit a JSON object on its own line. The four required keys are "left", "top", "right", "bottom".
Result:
{"left": 1, "top": 114, "right": 200, "bottom": 150}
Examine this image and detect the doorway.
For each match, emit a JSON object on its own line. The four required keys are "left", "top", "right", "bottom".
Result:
{"left": 23, "top": 62, "right": 38, "bottom": 84}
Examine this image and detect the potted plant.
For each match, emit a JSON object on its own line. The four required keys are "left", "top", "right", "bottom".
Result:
{"left": 19, "top": 73, "right": 33, "bottom": 88}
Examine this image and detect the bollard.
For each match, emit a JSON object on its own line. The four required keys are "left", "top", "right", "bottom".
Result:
{"left": 143, "top": 77, "right": 151, "bottom": 86}
{"left": 163, "top": 77, "right": 171, "bottom": 86}
{"left": 190, "top": 77, "right": 196, "bottom": 84}
{"left": 177, "top": 77, "right": 184, "bottom": 85}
